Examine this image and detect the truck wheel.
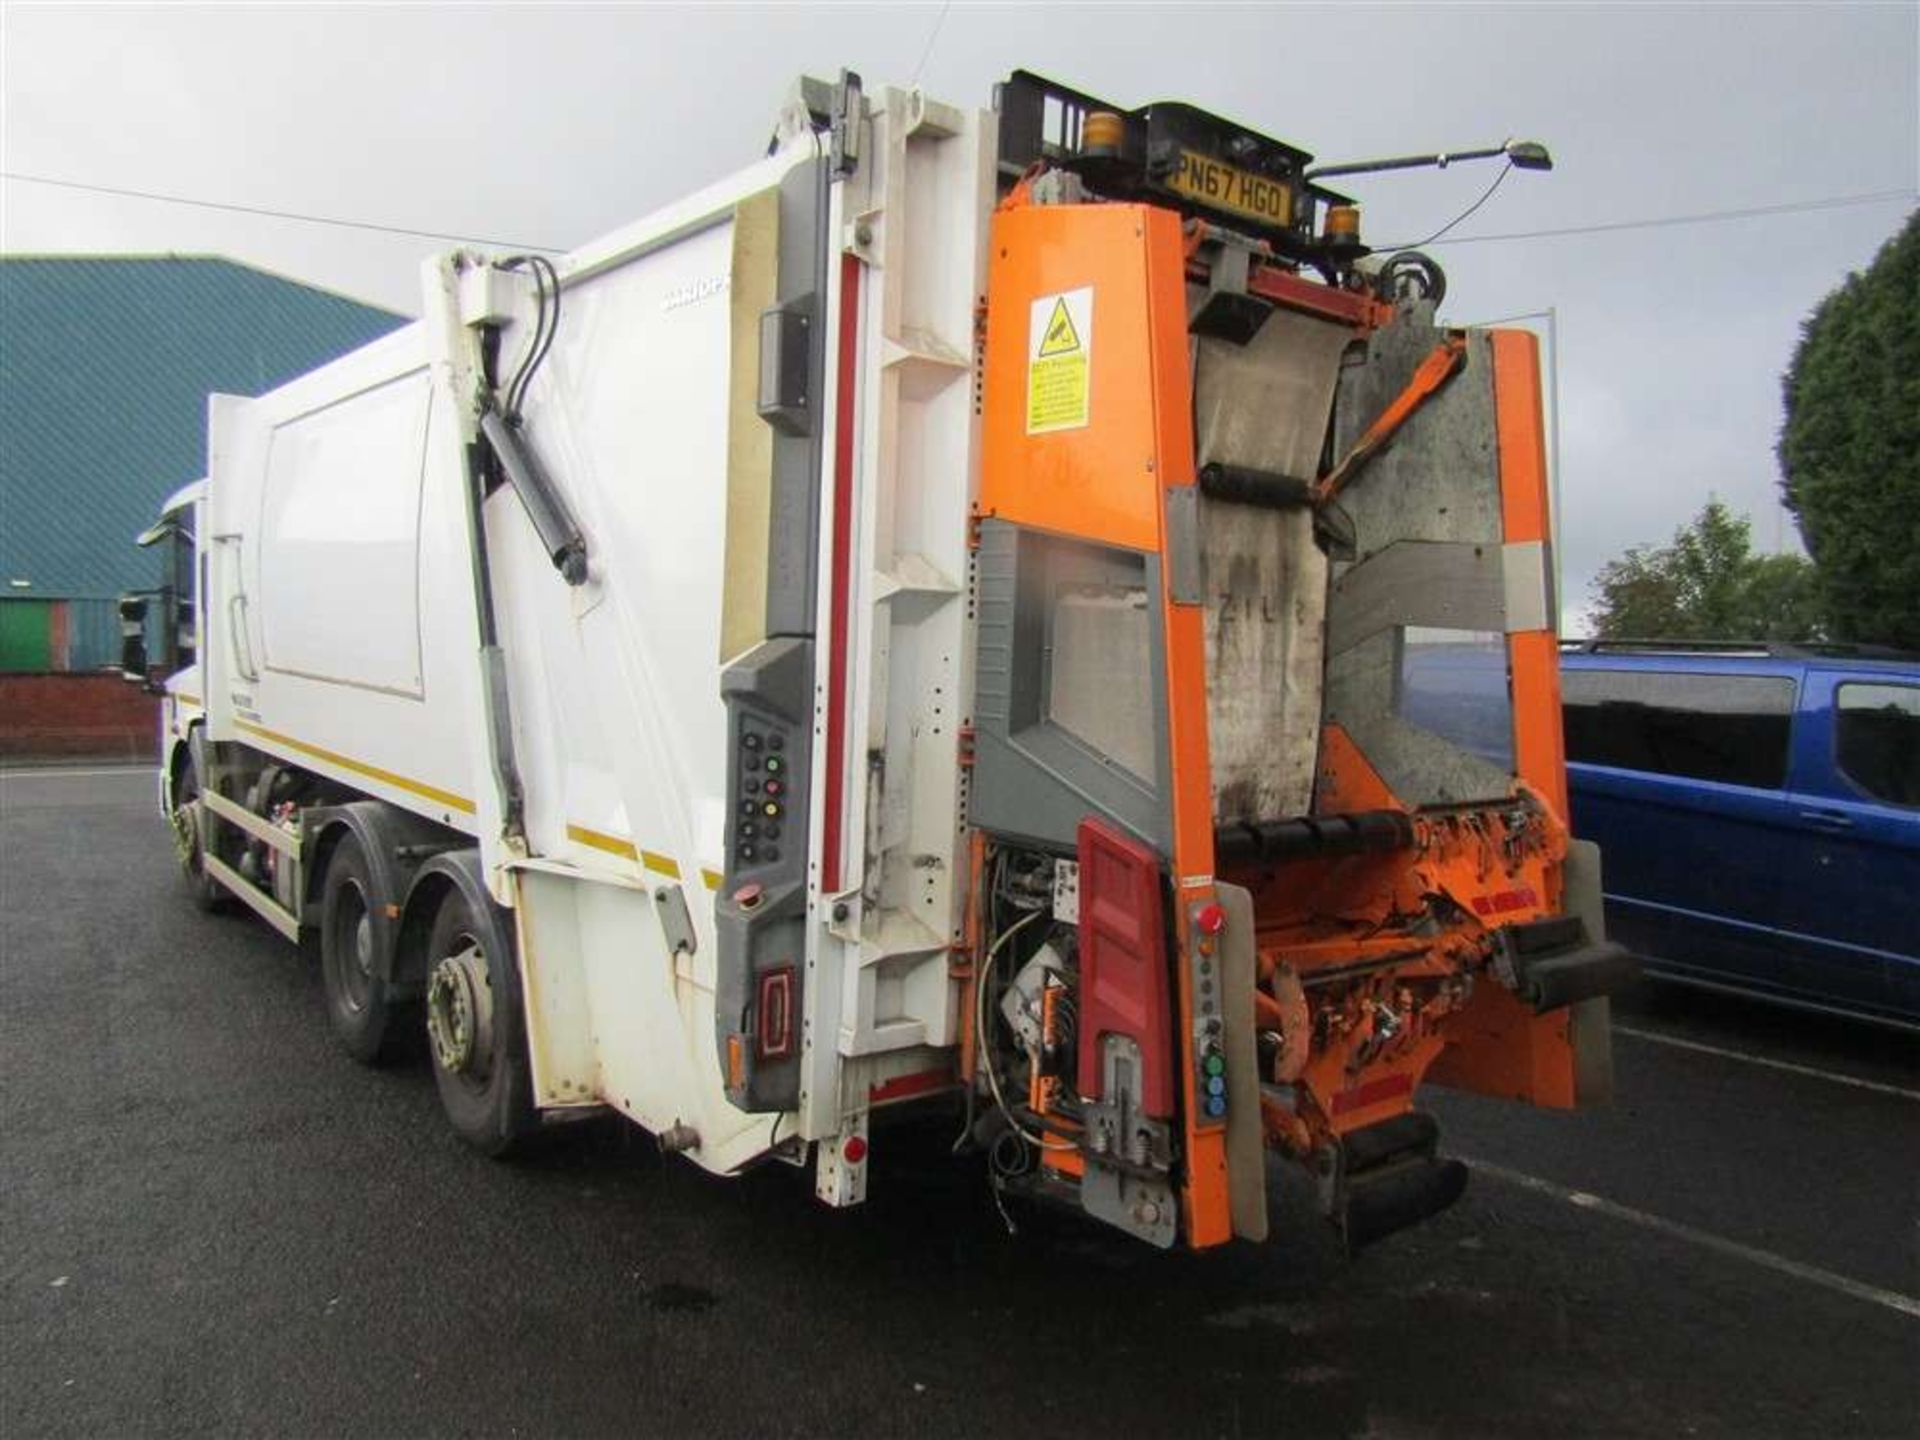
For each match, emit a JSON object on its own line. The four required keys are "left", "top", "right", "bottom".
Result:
{"left": 319, "top": 835, "right": 408, "bottom": 1065}
{"left": 423, "top": 884, "right": 535, "bottom": 1156}
{"left": 172, "top": 757, "right": 229, "bottom": 913}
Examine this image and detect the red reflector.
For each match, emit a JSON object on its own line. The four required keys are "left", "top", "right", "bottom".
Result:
{"left": 842, "top": 1135, "right": 868, "bottom": 1165}
{"left": 1075, "top": 818, "right": 1173, "bottom": 1117}
{"left": 1196, "top": 902, "right": 1227, "bottom": 936}
{"left": 755, "top": 967, "right": 795, "bottom": 1061}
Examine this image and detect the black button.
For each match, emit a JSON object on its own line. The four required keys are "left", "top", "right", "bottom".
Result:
{"left": 763, "top": 846, "right": 780, "bottom": 863}
{"left": 738, "top": 843, "right": 757, "bottom": 861}
{"left": 764, "top": 824, "right": 781, "bottom": 840}
{"left": 739, "top": 799, "right": 757, "bottom": 816}
{"left": 767, "top": 733, "right": 785, "bottom": 752}
{"left": 740, "top": 822, "right": 758, "bottom": 838}
{"left": 744, "top": 754, "right": 761, "bottom": 772}
{"left": 744, "top": 779, "right": 760, "bottom": 794}
{"left": 742, "top": 733, "right": 762, "bottom": 751}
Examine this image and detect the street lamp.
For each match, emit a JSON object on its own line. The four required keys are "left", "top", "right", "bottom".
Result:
{"left": 1306, "top": 139, "right": 1554, "bottom": 182}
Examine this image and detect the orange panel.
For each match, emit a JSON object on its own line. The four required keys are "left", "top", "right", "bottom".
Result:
{"left": 980, "top": 205, "right": 1165, "bottom": 552}
{"left": 1428, "top": 984, "right": 1578, "bottom": 1109}
{"left": 1143, "top": 209, "right": 1231, "bottom": 1250}
{"left": 1491, "top": 330, "right": 1568, "bottom": 827}
{"left": 981, "top": 202, "right": 1232, "bottom": 1248}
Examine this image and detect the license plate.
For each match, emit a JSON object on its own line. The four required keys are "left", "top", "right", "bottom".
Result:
{"left": 1167, "top": 150, "right": 1294, "bottom": 229}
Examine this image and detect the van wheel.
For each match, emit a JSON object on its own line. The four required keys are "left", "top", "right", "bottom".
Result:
{"left": 172, "top": 758, "right": 229, "bottom": 914}
{"left": 423, "top": 883, "right": 535, "bottom": 1156}
{"left": 319, "top": 835, "right": 408, "bottom": 1064}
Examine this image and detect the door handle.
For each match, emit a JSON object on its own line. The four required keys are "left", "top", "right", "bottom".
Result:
{"left": 1796, "top": 808, "right": 1853, "bottom": 833}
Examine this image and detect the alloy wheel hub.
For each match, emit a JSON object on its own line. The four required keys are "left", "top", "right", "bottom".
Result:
{"left": 426, "top": 945, "right": 494, "bottom": 1078}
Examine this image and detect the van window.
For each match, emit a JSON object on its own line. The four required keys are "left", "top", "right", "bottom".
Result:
{"left": 1562, "top": 669, "right": 1795, "bottom": 789}
{"left": 1834, "top": 683, "right": 1920, "bottom": 807}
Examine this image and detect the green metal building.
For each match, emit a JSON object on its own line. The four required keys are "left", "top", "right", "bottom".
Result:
{"left": 0, "top": 256, "right": 403, "bottom": 671}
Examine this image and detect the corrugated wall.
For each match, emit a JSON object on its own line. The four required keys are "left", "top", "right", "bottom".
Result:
{"left": 0, "top": 597, "right": 124, "bottom": 672}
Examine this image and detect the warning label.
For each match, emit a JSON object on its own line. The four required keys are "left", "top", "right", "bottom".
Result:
{"left": 1026, "top": 287, "right": 1092, "bottom": 434}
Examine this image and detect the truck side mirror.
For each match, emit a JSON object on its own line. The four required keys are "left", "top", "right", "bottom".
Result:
{"left": 118, "top": 594, "right": 150, "bottom": 686}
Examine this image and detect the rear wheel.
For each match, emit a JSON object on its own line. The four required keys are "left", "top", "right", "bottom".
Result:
{"left": 423, "top": 882, "right": 535, "bottom": 1156}
{"left": 319, "top": 835, "right": 409, "bottom": 1064}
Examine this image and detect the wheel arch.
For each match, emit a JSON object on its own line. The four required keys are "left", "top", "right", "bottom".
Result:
{"left": 396, "top": 848, "right": 508, "bottom": 994}
{"left": 305, "top": 801, "right": 457, "bottom": 987}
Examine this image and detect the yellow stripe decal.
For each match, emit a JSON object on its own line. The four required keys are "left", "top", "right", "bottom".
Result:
{"left": 565, "top": 823, "right": 638, "bottom": 861}
{"left": 233, "top": 720, "right": 476, "bottom": 815}
{"left": 701, "top": 868, "right": 722, "bottom": 891}
{"left": 174, "top": 693, "right": 203, "bottom": 708}
{"left": 566, "top": 827, "right": 687, "bottom": 882}
{"left": 640, "top": 850, "right": 683, "bottom": 880}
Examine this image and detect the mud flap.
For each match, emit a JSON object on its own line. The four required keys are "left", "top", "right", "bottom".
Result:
{"left": 1328, "top": 1111, "right": 1469, "bottom": 1252}
{"left": 1563, "top": 838, "right": 1623, "bottom": 1106}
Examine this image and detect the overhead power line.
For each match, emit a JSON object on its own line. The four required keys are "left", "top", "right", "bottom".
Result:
{"left": 0, "top": 169, "right": 564, "bottom": 253}
{"left": 7, "top": 166, "right": 1910, "bottom": 259}
{"left": 909, "top": 0, "right": 952, "bottom": 86}
{"left": 1420, "top": 187, "right": 1915, "bottom": 248}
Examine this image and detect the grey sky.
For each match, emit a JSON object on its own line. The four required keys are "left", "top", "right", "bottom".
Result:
{"left": 4, "top": 2, "right": 1916, "bottom": 629}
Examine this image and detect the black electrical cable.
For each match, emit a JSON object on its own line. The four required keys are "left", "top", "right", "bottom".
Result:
{"left": 1378, "top": 161, "right": 1514, "bottom": 251}
{"left": 497, "top": 253, "right": 561, "bottom": 422}
{"left": 512, "top": 256, "right": 559, "bottom": 419}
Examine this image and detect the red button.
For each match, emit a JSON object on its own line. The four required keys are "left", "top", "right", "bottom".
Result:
{"left": 1196, "top": 902, "right": 1227, "bottom": 936}
{"left": 733, "top": 882, "right": 764, "bottom": 910}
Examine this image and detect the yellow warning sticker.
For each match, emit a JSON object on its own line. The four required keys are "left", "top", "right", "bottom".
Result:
{"left": 1026, "top": 287, "right": 1092, "bottom": 434}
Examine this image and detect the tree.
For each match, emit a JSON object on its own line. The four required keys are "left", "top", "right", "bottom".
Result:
{"left": 1777, "top": 209, "right": 1920, "bottom": 650}
{"left": 1588, "top": 498, "right": 1823, "bottom": 641}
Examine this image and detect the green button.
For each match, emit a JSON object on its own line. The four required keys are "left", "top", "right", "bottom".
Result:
{"left": 1203, "top": 1053, "right": 1225, "bottom": 1077}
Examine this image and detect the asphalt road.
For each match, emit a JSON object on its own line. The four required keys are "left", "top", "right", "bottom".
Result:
{"left": 3, "top": 767, "right": 1916, "bottom": 1438}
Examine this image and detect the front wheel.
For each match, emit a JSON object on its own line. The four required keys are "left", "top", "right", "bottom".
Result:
{"left": 423, "top": 882, "right": 535, "bottom": 1156}
{"left": 171, "top": 752, "right": 229, "bottom": 914}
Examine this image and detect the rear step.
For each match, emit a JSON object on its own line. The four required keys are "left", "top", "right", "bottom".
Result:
{"left": 1328, "top": 1111, "right": 1470, "bottom": 1252}
{"left": 1495, "top": 915, "right": 1638, "bottom": 1012}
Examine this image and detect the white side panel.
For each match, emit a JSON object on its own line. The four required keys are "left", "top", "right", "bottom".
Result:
{"left": 488, "top": 214, "right": 737, "bottom": 882}
{"left": 479, "top": 150, "right": 810, "bottom": 1169}
{"left": 259, "top": 371, "right": 430, "bottom": 696}
{"left": 514, "top": 865, "right": 776, "bottom": 1172}
{"left": 204, "top": 326, "right": 486, "bottom": 834}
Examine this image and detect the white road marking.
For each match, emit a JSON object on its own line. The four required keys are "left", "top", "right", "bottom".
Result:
{"left": 1465, "top": 1156, "right": 1920, "bottom": 1321}
{"left": 0, "top": 767, "right": 150, "bottom": 780}
{"left": 1613, "top": 1024, "right": 1920, "bottom": 1102}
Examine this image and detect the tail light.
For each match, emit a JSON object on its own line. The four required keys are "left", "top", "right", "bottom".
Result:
{"left": 756, "top": 966, "right": 795, "bottom": 1061}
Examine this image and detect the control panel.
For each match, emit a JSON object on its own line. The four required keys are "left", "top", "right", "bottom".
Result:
{"left": 714, "top": 636, "right": 813, "bottom": 1113}
{"left": 731, "top": 721, "right": 795, "bottom": 872}
{"left": 1188, "top": 899, "right": 1230, "bottom": 1126}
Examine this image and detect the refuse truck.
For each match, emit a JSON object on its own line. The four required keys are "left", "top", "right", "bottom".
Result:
{"left": 122, "top": 70, "right": 1632, "bottom": 1253}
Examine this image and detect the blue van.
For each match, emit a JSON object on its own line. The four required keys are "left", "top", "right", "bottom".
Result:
{"left": 1558, "top": 643, "right": 1919, "bottom": 1028}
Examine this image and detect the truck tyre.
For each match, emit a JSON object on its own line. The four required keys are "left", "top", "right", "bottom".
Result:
{"left": 319, "top": 834, "right": 409, "bottom": 1065}
{"left": 173, "top": 751, "right": 230, "bottom": 914}
{"left": 423, "top": 882, "right": 535, "bottom": 1157}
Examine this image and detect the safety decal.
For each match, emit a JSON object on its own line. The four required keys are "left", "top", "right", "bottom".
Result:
{"left": 1026, "top": 287, "right": 1092, "bottom": 435}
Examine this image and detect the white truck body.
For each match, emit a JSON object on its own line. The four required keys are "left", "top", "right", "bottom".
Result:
{"left": 193, "top": 84, "right": 993, "bottom": 1188}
